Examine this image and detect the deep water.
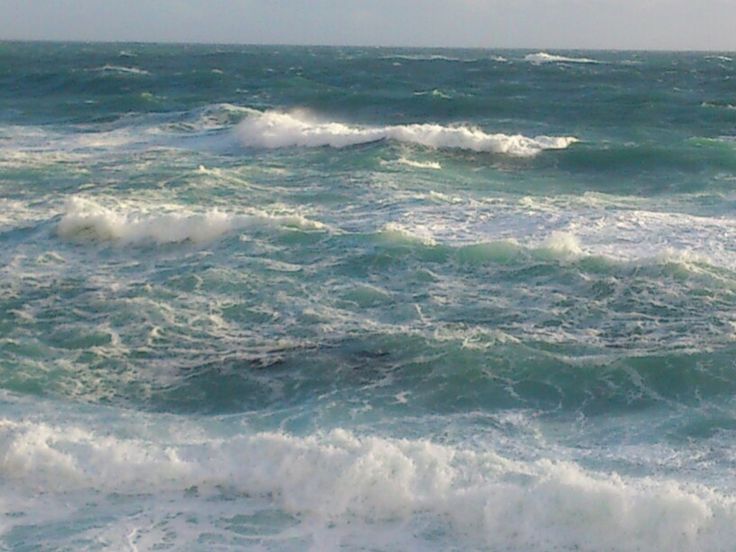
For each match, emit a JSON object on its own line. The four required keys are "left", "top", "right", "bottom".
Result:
{"left": 2, "top": 42, "right": 736, "bottom": 551}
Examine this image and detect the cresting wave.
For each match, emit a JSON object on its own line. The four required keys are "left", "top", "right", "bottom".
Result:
{"left": 57, "top": 197, "right": 325, "bottom": 244}
{"left": 236, "top": 110, "right": 578, "bottom": 157}
{"left": 371, "top": 226, "right": 736, "bottom": 281}
{"left": 380, "top": 54, "right": 464, "bottom": 62}
{"left": 525, "top": 52, "right": 602, "bottom": 64}
{"left": 91, "top": 65, "right": 151, "bottom": 76}
{"left": 381, "top": 156, "right": 442, "bottom": 170}
{"left": 1, "top": 418, "right": 734, "bottom": 552}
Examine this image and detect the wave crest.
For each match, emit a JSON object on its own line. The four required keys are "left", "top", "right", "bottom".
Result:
{"left": 236, "top": 110, "right": 577, "bottom": 157}
{"left": 525, "top": 52, "right": 601, "bottom": 65}
{"left": 91, "top": 65, "right": 150, "bottom": 76}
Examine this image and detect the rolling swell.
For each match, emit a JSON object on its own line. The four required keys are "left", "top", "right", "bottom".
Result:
{"left": 557, "top": 138, "right": 736, "bottom": 176}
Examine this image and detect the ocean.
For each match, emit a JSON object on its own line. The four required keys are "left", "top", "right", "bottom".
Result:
{"left": 2, "top": 42, "right": 736, "bottom": 551}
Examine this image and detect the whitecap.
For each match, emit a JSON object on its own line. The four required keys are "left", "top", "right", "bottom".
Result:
{"left": 381, "top": 54, "right": 463, "bottom": 62}
{"left": 701, "top": 102, "right": 736, "bottom": 110}
{"left": 413, "top": 89, "right": 452, "bottom": 99}
{"left": 706, "top": 55, "right": 733, "bottom": 62}
{"left": 381, "top": 157, "right": 442, "bottom": 170}
{"left": 92, "top": 65, "right": 150, "bottom": 76}
{"left": 525, "top": 52, "right": 602, "bottom": 65}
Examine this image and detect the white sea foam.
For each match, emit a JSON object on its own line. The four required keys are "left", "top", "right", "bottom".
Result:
{"left": 57, "top": 197, "right": 325, "bottom": 244}
{"left": 237, "top": 110, "right": 577, "bottom": 157}
{"left": 525, "top": 52, "right": 602, "bottom": 65}
{"left": 1, "top": 418, "right": 735, "bottom": 551}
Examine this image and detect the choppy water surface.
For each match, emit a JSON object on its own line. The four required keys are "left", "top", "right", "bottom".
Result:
{"left": 2, "top": 42, "right": 736, "bottom": 551}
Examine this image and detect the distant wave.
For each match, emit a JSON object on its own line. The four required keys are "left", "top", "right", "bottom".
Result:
{"left": 705, "top": 55, "right": 733, "bottom": 62}
{"left": 91, "top": 65, "right": 150, "bottom": 76}
{"left": 381, "top": 54, "right": 464, "bottom": 62}
{"left": 413, "top": 89, "right": 453, "bottom": 99}
{"left": 383, "top": 156, "right": 442, "bottom": 170}
{"left": 57, "top": 197, "right": 325, "bottom": 245}
{"left": 237, "top": 110, "right": 577, "bottom": 157}
{"left": 525, "top": 52, "right": 602, "bottom": 65}
{"left": 701, "top": 101, "right": 736, "bottom": 110}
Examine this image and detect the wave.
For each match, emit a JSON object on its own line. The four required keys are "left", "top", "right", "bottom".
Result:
{"left": 557, "top": 140, "right": 736, "bottom": 176}
{"left": 57, "top": 197, "right": 325, "bottom": 244}
{"left": 364, "top": 222, "right": 736, "bottom": 282}
{"left": 525, "top": 52, "right": 602, "bottom": 65}
{"left": 380, "top": 54, "right": 463, "bottom": 62}
{"left": 380, "top": 222, "right": 438, "bottom": 246}
{"left": 236, "top": 110, "right": 577, "bottom": 157}
{"left": 91, "top": 65, "right": 150, "bottom": 76}
{"left": 412, "top": 89, "right": 452, "bottom": 99}
{"left": 381, "top": 156, "right": 442, "bottom": 170}
{"left": 1, "top": 418, "right": 734, "bottom": 551}
{"left": 701, "top": 101, "right": 736, "bottom": 110}
{"left": 1, "top": 103, "right": 256, "bottom": 161}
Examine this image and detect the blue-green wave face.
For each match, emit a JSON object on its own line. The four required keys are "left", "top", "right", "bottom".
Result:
{"left": 3, "top": 43, "right": 736, "bottom": 551}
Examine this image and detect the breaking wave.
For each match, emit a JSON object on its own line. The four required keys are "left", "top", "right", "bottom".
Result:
{"left": 1, "top": 418, "right": 734, "bottom": 552}
{"left": 236, "top": 110, "right": 577, "bottom": 157}
{"left": 381, "top": 156, "right": 442, "bottom": 170}
{"left": 380, "top": 54, "right": 464, "bottom": 62}
{"left": 57, "top": 197, "right": 325, "bottom": 244}
{"left": 525, "top": 52, "right": 602, "bottom": 65}
{"left": 91, "top": 65, "right": 150, "bottom": 76}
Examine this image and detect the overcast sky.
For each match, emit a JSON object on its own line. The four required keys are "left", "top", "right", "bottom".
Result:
{"left": 1, "top": 0, "right": 734, "bottom": 51}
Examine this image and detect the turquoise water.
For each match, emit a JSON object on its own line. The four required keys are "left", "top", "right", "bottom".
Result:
{"left": 2, "top": 42, "right": 736, "bottom": 550}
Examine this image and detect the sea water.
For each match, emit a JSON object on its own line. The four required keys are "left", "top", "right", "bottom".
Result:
{"left": 2, "top": 42, "right": 736, "bottom": 550}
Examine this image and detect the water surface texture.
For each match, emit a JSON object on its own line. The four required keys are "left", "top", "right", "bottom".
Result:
{"left": 2, "top": 42, "right": 736, "bottom": 551}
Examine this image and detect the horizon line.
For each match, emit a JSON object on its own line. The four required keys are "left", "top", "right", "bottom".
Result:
{"left": 0, "top": 37, "right": 734, "bottom": 54}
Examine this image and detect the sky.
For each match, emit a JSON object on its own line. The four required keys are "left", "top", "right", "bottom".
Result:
{"left": 0, "top": 0, "right": 734, "bottom": 51}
